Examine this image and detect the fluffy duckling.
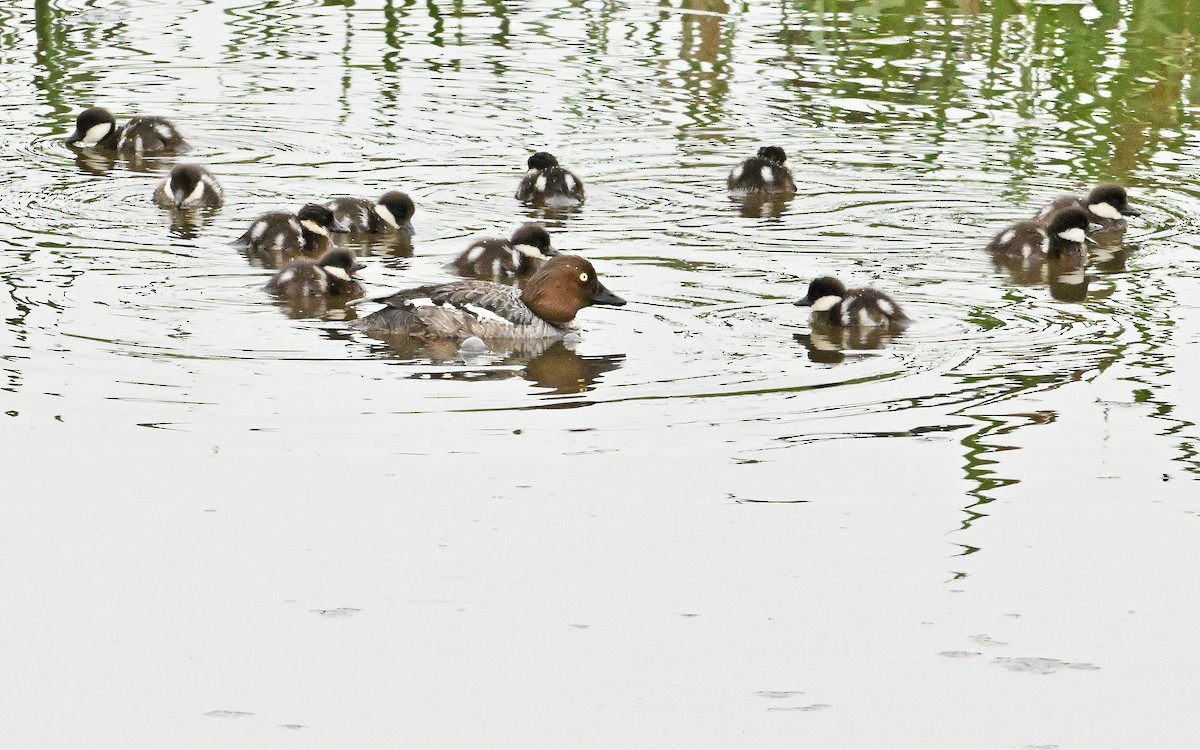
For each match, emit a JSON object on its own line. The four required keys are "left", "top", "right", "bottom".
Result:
{"left": 351, "top": 255, "right": 625, "bottom": 339}
{"left": 66, "top": 106, "right": 189, "bottom": 153}
{"left": 265, "top": 247, "right": 365, "bottom": 298}
{"left": 451, "top": 223, "right": 557, "bottom": 279}
{"left": 1033, "top": 183, "right": 1140, "bottom": 230}
{"left": 728, "top": 146, "right": 796, "bottom": 194}
{"left": 325, "top": 191, "right": 415, "bottom": 234}
{"left": 515, "top": 152, "right": 586, "bottom": 206}
{"left": 153, "top": 164, "right": 224, "bottom": 209}
{"left": 989, "top": 206, "right": 1094, "bottom": 259}
{"left": 794, "top": 276, "right": 910, "bottom": 328}
{"left": 233, "top": 203, "right": 351, "bottom": 255}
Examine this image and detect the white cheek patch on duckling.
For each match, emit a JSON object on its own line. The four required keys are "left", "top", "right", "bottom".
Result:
{"left": 324, "top": 266, "right": 352, "bottom": 282}
{"left": 760, "top": 166, "right": 773, "bottom": 184}
{"left": 999, "top": 230, "right": 1015, "bottom": 246}
{"left": 277, "top": 269, "right": 295, "bottom": 284}
{"left": 250, "top": 222, "right": 268, "bottom": 241}
{"left": 877, "top": 299, "right": 895, "bottom": 317}
{"left": 513, "top": 243, "right": 544, "bottom": 259}
{"left": 464, "top": 304, "right": 513, "bottom": 326}
{"left": 730, "top": 164, "right": 745, "bottom": 182}
{"left": 374, "top": 204, "right": 399, "bottom": 229}
{"left": 465, "top": 245, "right": 486, "bottom": 263}
{"left": 857, "top": 308, "right": 875, "bottom": 327}
{"left": 153, "top": 124, "right": 175, "bottom": 141}
{"left": 81, "top": 122, "right": 112, "bottom": 145}
{"left": 1057, "top": 227, "right": 1087, "bottom": 244}
{"left": 810, "top": 295, "right": 843, "bottom": 313}
{"left": 509, "top": 249, "right": 522, "bottom": 268}
{"left": 1089, "top": 202, "right": 1124, "bottom": 221}
{"left": 301, "top": 220, "right": 330, "bottom": 237}
{"left": 535, "top": 175, "right": 547, "bottom": 193}
{"left": 564, "top": 173, "right": 576, "bottom": 191}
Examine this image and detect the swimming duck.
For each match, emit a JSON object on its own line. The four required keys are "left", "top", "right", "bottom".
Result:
{"left": 1033, "top": 183, "right": 1140, "bottom": 230}
{"left": 351, "top": 255, "right": 625, "bottom": 338}
{"left": 232, "top": 203, "right": 351, "bottom": 255}
{"left": 728, "top": 146, "right": 796, "bottom": 194}
{"left": 794, "top": 276, "right": 910, "bottom": 328}
{"left": 153, "top": 164, "right": 224, "bottom": 209}
{"left": 988, "top": 206, "right": 1094, "bottom": 259}
{"left": 65, "top": 106, "right": 189, "bottom": 153}
{"left": 515, "top": 152, "right": 586, "bottom": 206}
{"left": 451, "top": 223, "right": 557, "bottom": 279}
{"left": 265, "top": 247, "right": 365, "bottom": 298}
{"left": 325, "top": 191, "right": 415, "bottom": 234}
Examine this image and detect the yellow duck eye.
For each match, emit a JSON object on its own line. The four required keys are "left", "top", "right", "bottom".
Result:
{"left": 579, "top": 272, "right": 589, "bottom": 282}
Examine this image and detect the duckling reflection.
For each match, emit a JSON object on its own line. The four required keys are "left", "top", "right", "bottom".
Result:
{"left": 1092, "top": 236, "right": 1135, "bottom": 275}
{"left": 730, "top": 192, "right": 793, "bottom": 220}
{"left": 1046, "top": 253, "right": 1090, "bottom": 303}
{"left": 988, "top": 243, "right": 1094, "bottom": 303}
{"left": 165, "top": 206, "right": 221, "bottom": 240}
{"left": 70, "top": 143, "right": 170, "bottom": 176}
{"left": 72, "top": 148, "right": 118, "bottom": 176}
{"left": 269, "top": 294, "right": 362, "bottom": 321}
{"left": 794, "top": 325, "right": 903, "bottom": 364}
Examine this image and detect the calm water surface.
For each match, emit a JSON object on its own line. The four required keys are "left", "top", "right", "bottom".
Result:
{"left": 2, "top": 0, "right": 1200, "bottom": 747}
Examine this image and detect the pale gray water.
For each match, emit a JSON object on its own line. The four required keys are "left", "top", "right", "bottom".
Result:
{"left": 2, "top": 1, "right": 1199, "bottom": 747}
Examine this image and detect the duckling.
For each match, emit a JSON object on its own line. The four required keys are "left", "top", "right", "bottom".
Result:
{"left": 325, "top": 190, "right": 415, "bottom": 234}
{"left": 794, "top": 276, "right": 910, "bottom": 328}
{"left": 451, "top": 223, "right": 557, "bottom": 279}
{"left": 728, "top": 146, "right": 797, "bottom": 194}
{"left": 265, "top": 247, "right": 365, "bottom": 298}
{"left": 990, "top": 206, "right": 1094, "bottom": 260}
{"left": 1034, "top": 183, "right": 1140, "bottom": 230}
{"left": 232, "top": 203, "right": 351, "bottom": 256}
{"left": 515, "top": 152, "right": 586, "bottom": 206}
{"left": 351, "top": 255, "right": 624, "bottom": 339}
{"left": 65, "top": 107, "right": 189, "bottom": 153}
{"left": 153, "top": 164, "right": 224, "bottom": 209}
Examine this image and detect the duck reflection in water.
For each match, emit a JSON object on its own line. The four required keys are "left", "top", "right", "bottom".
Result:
{"left": 357, "top": 335, "right": 624, "bottom": 398}
{"left": 164, "top": 206, "right": 222, "bottom": 241}
{"left": 794, "top": 326, "right": 904, "bottom": 365}
{"left": 988, "top": 249, "right": 1094, "bottom": 303}
{"left": 71, "top": 148, "right": 168, "bottom": 177}
{"left": 729, "top": 192, "right": 794, "bottom": 220}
